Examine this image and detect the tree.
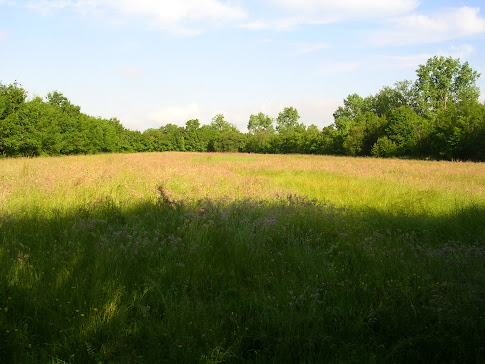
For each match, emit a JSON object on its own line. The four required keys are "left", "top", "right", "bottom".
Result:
{"left": 47, "top": 91, "right": 81, "bottom": 116}
{"left": 371, "top": 136, "right": 398, "bottom": 158}
{"left": 248, "top": 112, "right": 274, "bottom": 134}
{"left": 211, "top": 129, "right": 243, "bottom": 152}
{"left": 416, "top": 56, "right": 480, "bottom": 115}
{"left": 300, "top": 124, "right": 322, "bottom": 154}
{"left": 210, "top": 114, "right": 237, "bottom": 132}
{"left": 432, "top": 100, "right": 485, "bottom": 160}
{"left": 333, "top": 94, "right": 373, "bottom": 132}
{"left": 386, "top": 106, "right": 430, "bottom": 156}
{"left": 0, "top": 82, "right": 27, "bottom": 120}
{"left": 276, "top": 106, "right": 304, "bottom": 134}
{"left": 184, "top": 119, "right": 208, "bottom": 152}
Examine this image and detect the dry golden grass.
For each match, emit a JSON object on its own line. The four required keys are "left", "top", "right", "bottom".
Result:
{"left": 1, "top": 152, "right": 484, "bottom": 213}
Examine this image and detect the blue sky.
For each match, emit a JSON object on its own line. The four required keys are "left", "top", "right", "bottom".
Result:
{"left": 1, "top": 0, "right": 484, "bottom": 131}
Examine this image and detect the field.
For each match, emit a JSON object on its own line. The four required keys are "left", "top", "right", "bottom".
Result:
{"left": 1, "top": 152, "right": 484, "bottom": 363}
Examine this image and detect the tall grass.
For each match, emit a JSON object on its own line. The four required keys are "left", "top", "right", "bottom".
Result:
{"left": 1, "top": 152, "right": 484, "bottom": 363}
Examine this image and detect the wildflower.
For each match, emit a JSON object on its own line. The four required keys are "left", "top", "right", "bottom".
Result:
{"left": 3, "top": 307, "right": 7, "bottom": 312}
{"left": 5, "top": 330, "right": 9, "bottom": 334}
{"left": 93, "top": 308, "right": 98, "bottom": 312}
{"left": 75, "top": 310, "right": 79, "bottom": 313}
{"left": 28, "top": 344, "right": 32, "bottom": 349}
{"left": 80, "top": 314, "right": 85, "bottom": 317}
{"left": 178, "top": 345, "right": 182, "bottom": 348}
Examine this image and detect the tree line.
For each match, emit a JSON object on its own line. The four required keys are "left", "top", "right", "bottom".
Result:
{"left": 1, "top": 56, "right": 484, "bottom": 160}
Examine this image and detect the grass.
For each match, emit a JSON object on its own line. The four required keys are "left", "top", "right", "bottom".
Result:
{"left": 0, "top": 152, "right": 484, "bottom": 363}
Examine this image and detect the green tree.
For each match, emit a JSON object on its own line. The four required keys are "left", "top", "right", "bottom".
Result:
{"left": 211, "top": 129, "right": 243, "bottom": 152}
{"left": 210, "top": 114, "right": 237, "bottom": 132}
{"left": 386, "top": 106, "right": 430, "bottom": 156}
{"left": 333, "top": 94, "right": 373, "bottom": 133}
{"left": 300, "top": 124, "right": 322, "bottom": 154}
{"left": 416, "top": 56, "right": 480, "bottom": 115}
{"left": 320, "top": 125, "right": 343, "bottom": 155}
{"left": 248, "top": 112, "right": 274, "bottom": 134}
{"left": 276, "top": 107, "right": 304, "bottom": 134}
{"left": 47, "top": 91, "right": 81, "bottom": 116}
{"left": 432, "top": 100, "right": 485, "bottom": 160}
{"left": 0, "top": 82, "right": 27, "bottom": 120}
{"left": 184, "top": 119, "right": 208, "bottom": 152}
{"left": 371, "top": 136, "right": 398, "bottom": 158}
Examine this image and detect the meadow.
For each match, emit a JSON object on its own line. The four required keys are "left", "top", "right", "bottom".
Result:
{"left": 1, "top": 152, "right": 484, "bottom": 363}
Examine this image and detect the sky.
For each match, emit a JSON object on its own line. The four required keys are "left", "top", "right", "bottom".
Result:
{"left": 1, "top": 0, "right": 484, "bottom": 132}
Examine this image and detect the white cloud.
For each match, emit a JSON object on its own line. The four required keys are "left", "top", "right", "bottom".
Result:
{"left": 108, "top": 0, "right": 245, "bottom": 23}
{"left": 141, "top": 97, "right": 341, "bottom": 132}
{"left": 243, "top": 16, "right": 313, "bottom": 31}
{"left": 444, "top": 44, "right": 475, "bottom": 59}
{"left": 216, "top": 97, "right": 342, "bottom": 131}
{"left": 370, "top": 7, "right": 485, "bottom": 46}
{"left": 270, "top": 0, "right": 418, "bottom": 18}
{"left": 244, "top": 0, "right": 419, "bottom": 30}
{"left": 26, "top": 0, "right": 71, "bottom": 15}
{"left": 24, "top": 0, "right": 246, "bottom": 34}
{"left": 147, "top": 103, "right": 201, "bottom": 127}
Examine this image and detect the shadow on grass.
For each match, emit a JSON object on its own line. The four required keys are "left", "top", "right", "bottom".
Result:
{"left": 1, "top": 194, "right": 484, "bottom": 363}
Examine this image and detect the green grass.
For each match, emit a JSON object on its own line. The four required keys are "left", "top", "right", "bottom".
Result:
{"left": 1, "top": 152, "right": 484, "bottom": 363}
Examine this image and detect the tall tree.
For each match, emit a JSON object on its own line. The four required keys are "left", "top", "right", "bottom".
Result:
{"left": 333, "top": 94, "right": 373, "bottom": 132}
{"left": 276, "top": 106, "right": 304, "bottom": 134}
{"left": 415, "top": 56, "right": 480, "bottom": 115}
{"left": 248, "top": 112, "right": 274, "bottom": 134}
{"left": 210, "top": 114, "right": 237, "bottom": 132}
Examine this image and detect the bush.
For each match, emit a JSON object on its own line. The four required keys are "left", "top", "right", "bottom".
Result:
{"left": 371, "top": 136, "right": 398, "bottom": 158}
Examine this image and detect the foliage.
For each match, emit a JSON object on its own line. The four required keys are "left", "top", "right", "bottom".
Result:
{"left": 248, "top": 112, "right": 274, "bottom": 134}
{"left": 276, "top": 106, "right": 305, "bottom": 134}
{"left": 0, "top": 55, "right": 483, "bottom": 160}
{"left": 371, "top": 136, "right": 398, "bottom": 157}
{"left": 416, "top": 56, "right": 480, "bottom": 116}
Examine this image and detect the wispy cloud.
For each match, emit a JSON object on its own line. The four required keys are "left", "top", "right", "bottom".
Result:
{"left": 244, "top": 0, "right": 419, "bottom": 31}
{"left": 24, "top": 0, "right": 247, "bottom": 34}
{"left": 26, "top": 0, "right": 72, "bottom": 15}
{"left": 369, "top": 7, "right": 485, "bottom": 46}
{"left": 243, "top": 16, "right": 310, "bottom": 31}
{"left": 270, "top": 0, "right": 419, "bottom": 18}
